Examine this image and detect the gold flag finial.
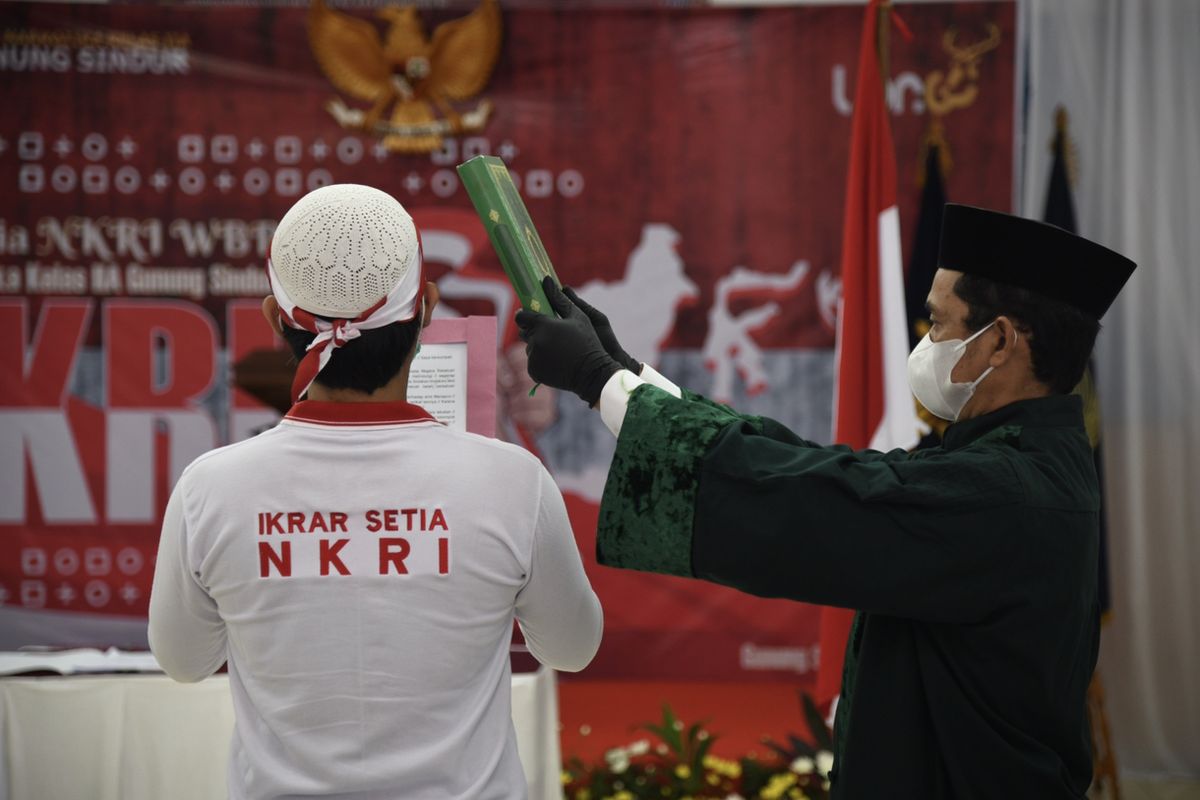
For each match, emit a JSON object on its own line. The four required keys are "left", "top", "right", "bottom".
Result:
{"left": 1054, "top": 105, "right": 1070, "bottom": 137}
{"left": 1051, "top": 105, "right": 1078, "bottom": 187}
{"left": 877, "top": 0, "right": 893, "bottom": 83}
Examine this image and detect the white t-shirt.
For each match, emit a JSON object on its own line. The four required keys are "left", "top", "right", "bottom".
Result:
{"left": 149, "top": 400, "right": 603, "bottom": 800}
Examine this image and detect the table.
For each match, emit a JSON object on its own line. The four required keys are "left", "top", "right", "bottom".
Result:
{"left": 0, "top": 668, "right": 561, "bottom": 800}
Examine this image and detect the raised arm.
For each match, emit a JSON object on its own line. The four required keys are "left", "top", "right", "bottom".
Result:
{"left": 514, "top": 467, "right": 603, "bottom": 672}
{"left": 514, "top": 277, "right": 1029, "bottom": 622}
{"left": 597, "top": 384, "right": 1029, "bottom": 624}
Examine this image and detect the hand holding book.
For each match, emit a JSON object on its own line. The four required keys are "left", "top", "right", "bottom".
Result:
{"left": 559, "top": 286, "right": 643, "bottom": 375}
{"left": 515, "top": 277, "right": 622, "bottom": 406}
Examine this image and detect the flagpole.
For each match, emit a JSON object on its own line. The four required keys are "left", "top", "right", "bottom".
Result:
{"left": 877, "top": 1, "right": 891, "bottom": 83}
{"left": 818, "top": 0, "right": 920, "bottom": 720}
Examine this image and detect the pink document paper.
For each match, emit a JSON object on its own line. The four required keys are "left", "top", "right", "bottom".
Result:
{"left": 408, "top": 316, "right": 498, "bottom": 437}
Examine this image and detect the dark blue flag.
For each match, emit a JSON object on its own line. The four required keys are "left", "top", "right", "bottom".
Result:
{"left": 905, "top": 126, "right": 950, "bottom": 447}
{"left": 1044, "top": 107, "right": 1112, "bottom": 619}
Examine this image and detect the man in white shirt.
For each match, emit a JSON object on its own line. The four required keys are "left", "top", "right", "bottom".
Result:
{"left": 149, "top": 184, "right": 603, "bottom": 800}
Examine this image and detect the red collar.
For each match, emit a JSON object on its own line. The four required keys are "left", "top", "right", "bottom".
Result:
{"left": 283, "top": 400, "right": 439, "bottom": 427}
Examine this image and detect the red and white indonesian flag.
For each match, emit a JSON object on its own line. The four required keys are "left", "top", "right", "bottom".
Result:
{"left": 815, "top": 0, "right": 921, "bottom": 711}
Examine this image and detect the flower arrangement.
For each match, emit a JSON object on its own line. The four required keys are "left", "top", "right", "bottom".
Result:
{"left": 561, "top": 694, "right": 835, "bottom": 800}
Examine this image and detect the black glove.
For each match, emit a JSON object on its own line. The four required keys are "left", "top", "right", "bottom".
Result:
{"left": 561, "top": 286, "right": 643, "bottom": 375}
{"left": 515, "top": 277, "right": 622, "bottom": 406}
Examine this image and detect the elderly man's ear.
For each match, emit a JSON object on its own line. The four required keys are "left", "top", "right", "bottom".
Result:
{"left": 261, "top": 296, "right": 283, "bottom": 336}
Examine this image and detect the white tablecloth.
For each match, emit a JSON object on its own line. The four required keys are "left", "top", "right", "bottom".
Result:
{"left": 0, "top": 669, "right": 561, "bottom": 800}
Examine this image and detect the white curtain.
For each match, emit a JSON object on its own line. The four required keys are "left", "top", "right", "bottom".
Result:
{"left": 1022, "top": 0, "right": 1200, "bottom": 778}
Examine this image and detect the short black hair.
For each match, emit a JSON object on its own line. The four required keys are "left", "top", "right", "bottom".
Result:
{"left": 281, "top": 319, "right": 421, "bottom": 395}
{"left": 953, "top": 273, "right": 1100, "bottom": 395}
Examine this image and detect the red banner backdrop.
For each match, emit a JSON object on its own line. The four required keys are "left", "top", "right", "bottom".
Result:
{"left": 0, "top": 1, "right": 1015, "bottom": 682}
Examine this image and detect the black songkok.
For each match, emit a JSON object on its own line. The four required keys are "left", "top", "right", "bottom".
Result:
{"left": 938, "top": 204, "right": 1136, "bottom": 319}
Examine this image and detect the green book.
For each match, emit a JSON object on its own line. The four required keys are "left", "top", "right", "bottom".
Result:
{"left": 456, "top": 155, "right": 562, "bottom": 315}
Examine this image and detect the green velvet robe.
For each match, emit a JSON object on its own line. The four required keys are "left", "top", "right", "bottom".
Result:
{"left": 596, "top": 388, "right": 1100, "bottom": 799}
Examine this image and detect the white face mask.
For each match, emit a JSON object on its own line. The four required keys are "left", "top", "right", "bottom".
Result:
{"left": 906, "top": 321, "right": 1000, "bottom": 422}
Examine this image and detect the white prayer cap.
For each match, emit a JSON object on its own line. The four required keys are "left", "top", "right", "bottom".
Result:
{"left": 266, "top": 184, "right": 425, "bottom": 402}
{"left": 269, "top": 183, "right": 422, "bottom": 318}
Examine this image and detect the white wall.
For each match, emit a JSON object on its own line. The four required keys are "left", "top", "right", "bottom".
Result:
{"left": 1022, "top": 0, "right": 1200, "bottom": 778}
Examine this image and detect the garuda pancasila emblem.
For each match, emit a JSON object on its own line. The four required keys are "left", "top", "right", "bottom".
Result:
{"left": 308, "top": 0, "right": 502, "bottom": 154}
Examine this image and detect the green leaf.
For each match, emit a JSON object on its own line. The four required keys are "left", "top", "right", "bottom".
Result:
{"left": 737, "top": 757, "right": 775, "bottom": 794}
{"left": 659, "top": 704, "right": 683, "bottom": 753}
{"left": 788, "top": 734, "right": 817, "bottom": 757}
{"left": 694, "top": 735, "right": 714, "bottom": 768}
{"left": 801, "top": 692, "right": 835, "bottom": 752}
{"left": 761, "top": 739, "right": 795, "bottom": 761}
{"left": 684, "top": 721, "right": 702, "bottom": 755}
{"left": 638, "top": 720, "right": 667, "bottom": 740}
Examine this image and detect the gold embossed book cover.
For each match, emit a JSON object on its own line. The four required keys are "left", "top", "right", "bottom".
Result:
{"left": 457, "top": 155, "right": 561, "bottom": 314}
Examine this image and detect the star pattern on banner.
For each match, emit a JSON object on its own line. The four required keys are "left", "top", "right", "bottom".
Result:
{"left": 497, "top": 140, "right": 519, "bottom": 162}
{"left": 55, "top": 583, "right": 77, "bottom": 605}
